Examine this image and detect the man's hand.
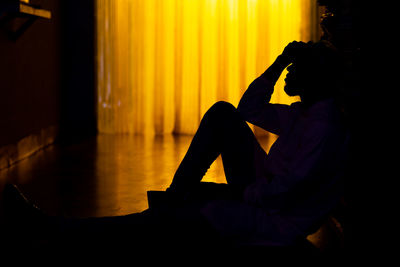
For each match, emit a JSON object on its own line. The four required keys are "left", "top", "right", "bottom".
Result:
{"left": 258, "top": 41, "right": 311, "bottom": 85}
{"left": 280, "top": 41, "right": 310, "bottom": 66}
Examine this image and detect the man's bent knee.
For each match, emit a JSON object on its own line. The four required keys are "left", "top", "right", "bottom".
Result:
{"left": 201, "top": 101, "right": 240, "bottom": 129}
{"left": 207, "top": 101, "right": 237, "bottom": 117}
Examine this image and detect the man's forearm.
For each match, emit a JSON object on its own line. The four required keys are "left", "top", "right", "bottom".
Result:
{"left": 259, "top": 55, "right": 290, "bottom": 85}
{"left": 237, "top": 55, "right": 290, "bottom": 116}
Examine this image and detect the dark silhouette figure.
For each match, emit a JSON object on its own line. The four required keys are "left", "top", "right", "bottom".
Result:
{"left": 2, "top": 41, "right": 349, "bottom": 256}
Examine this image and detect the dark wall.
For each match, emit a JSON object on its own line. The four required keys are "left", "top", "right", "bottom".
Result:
{"left": 318, "top": 0, "right": 361, "bottom": 250}
{"left": 0, "top": 0, "right": 62, "bottom": 147}
{"left": 0, "top": 0, "right": 96, "bottom": 148}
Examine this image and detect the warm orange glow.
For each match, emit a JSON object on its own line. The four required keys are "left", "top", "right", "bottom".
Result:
{"left": 96, "top": 0, "right": 317, "bottom": 135}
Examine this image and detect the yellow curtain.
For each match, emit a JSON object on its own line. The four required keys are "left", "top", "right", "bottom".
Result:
{"left": 96, "top": 0, "right": 318, "bottom": 135}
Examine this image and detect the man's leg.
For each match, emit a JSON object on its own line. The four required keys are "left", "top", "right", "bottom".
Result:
{"left": 168, "top": 101, "right": 267, "bottom": 195}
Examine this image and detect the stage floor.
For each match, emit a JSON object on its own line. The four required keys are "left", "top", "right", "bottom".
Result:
{"left": 0, "top": 133, "right": 275, "bottom": 218}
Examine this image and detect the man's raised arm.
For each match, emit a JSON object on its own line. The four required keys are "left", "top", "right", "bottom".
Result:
{"left": 237, "top": 42, "right": 302, "bottom": 135}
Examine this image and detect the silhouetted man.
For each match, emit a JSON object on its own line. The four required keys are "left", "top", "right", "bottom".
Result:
{"left": 163, "top": 40, "right": 349, "bottom": 246}
{"left": 3, "top": 40, "right": 349, "bottom": 253}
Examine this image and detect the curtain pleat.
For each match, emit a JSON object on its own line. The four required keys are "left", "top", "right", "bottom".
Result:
{"left": 97, "top": 0, "right": 318, "bottom": 135}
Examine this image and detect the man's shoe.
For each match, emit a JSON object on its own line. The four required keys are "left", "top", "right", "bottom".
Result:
{"left": 147, "top": 190, "right": 188, "bottom": 209}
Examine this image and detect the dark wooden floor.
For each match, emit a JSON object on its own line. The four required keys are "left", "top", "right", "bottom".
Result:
{"left": 0, "top": 134, "right": 244, "bottom": 218}
{"left": 0, "top": 133, "right": 345, "bottom": 259}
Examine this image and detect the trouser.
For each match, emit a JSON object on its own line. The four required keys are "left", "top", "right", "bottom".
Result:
{"left": 168, "top": 101, "right": 268, "bottom": 196}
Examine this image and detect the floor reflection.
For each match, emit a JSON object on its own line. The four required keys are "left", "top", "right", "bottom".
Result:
{"left": 0, "top": 133, "right": 276, "bottom": 218}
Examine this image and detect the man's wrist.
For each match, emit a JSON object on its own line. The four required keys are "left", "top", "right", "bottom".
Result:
{"left": 276, "top": 55, "right": 291, "bottom": 68}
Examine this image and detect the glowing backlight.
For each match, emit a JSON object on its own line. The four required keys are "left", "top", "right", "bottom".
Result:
{"left": 96, "top": 0, "right": 316, "bottom": 134}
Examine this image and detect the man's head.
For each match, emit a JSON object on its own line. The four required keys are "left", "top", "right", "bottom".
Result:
{"left": 283, "top": 41, "right": 343, "bottom": 103}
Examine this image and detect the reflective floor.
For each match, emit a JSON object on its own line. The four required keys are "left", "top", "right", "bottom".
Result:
{"left": 0, "top": 133, "right": 276, "bottom": 218}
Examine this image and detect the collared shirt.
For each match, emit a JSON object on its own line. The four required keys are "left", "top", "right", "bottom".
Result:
{"left": 202, "top": 76, "right": 350, "bottom": 245}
